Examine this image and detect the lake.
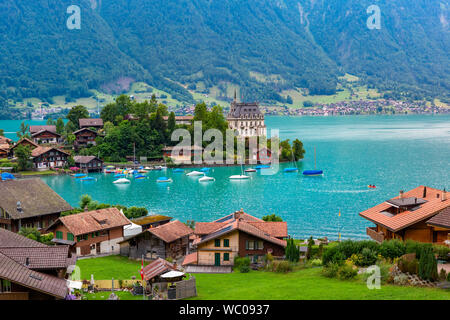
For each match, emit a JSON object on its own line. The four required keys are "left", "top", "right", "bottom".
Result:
{"left": 2, "top": 114, "right": 449, "bottom": 240}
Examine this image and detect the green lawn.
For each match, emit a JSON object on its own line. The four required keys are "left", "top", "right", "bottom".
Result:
{"left": 82, "top": 291, "right": 143, "bottom": 300}
{"left": 76, "top": 256, "right": 450, "bottom": 300}
{"left": 19, "top": 170, "right": 56, "bottom": 176}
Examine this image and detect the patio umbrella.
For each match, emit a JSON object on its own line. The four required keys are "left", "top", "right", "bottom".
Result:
{"left": 160, "top": 271, "right": 185, "bottom": 279}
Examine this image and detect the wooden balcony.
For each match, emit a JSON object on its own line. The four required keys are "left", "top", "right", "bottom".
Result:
{"left": 367, "top": 227, "right": 385, "bottom": 243}
{"left": 0, "top": 292, "right": 29, "bottom": 300}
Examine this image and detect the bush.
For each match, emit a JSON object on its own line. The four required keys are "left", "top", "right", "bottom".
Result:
{"left": 360, "top": 248, "right": 378, "bottom": 266}
{"left": 393, "top": 274, "right": 409, "bottom": 286}
{"left": 433, "top": 245, "right": 450, "bottom": 261}
{"left": 234, "top": 257, "right": 250, "bottom": 270}
{"left": 380, "top": 239, "right": 406, "bottom": 260}
{"left": 438, "top": 268, "right": 447, "bottom": 281}
{"left": 418, "top": 247, "right": 438, "bottom": 281}
{"left": 264, "top": 253, "right": 274, "bottom": 265}
{"left": 270, "top": 260, "right": 293, "bottom": 273}
{"left": 310, "top": 259, "right": 322, "bottom": 267}
{"left": 398, "top": 255, "right": 419, "bottom": 275}
{"left": 322, "top": 262, "right": 340, "bottom": 278}
{"left": 239, "top": 265, "right": 250, "bottom": 273}
{"left": 337, "top": 263, "right": 358, "bottom": 280}
{"left": 447, "top": 272, "right": 450, "bottom": 282}
{"left": 285, "top": 238, "right": 300, "bottom": 262}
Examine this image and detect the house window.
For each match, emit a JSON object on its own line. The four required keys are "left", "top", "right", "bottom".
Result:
{"left": 77, "top": 234, "right": 88, "bottom": 242}
{"left": 257, "top": 241, "right": 263, "bottom": 250}
{"left": 67, "top": 233, "right": 74, "bottom": 241}
{"left": 56, "top": 231, "right": 63, "bottom": 239}
{"left": 92, "top": 231, "right": 99, "bottom": 238}
{"left": 223, "top": 239, "right": 230, "bottom": 247}
{"left": 0, "top": 280, "right": 11, "bottom": 293}
{"left": 214, "top": 239, "right": 221, "bottom": 247}
{"left": 224, "top": 253, "right": 230, "bottom": 261}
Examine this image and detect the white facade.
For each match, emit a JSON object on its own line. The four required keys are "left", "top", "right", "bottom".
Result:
{"left": 227, "top": 100, "right": 267, "bottom": 137}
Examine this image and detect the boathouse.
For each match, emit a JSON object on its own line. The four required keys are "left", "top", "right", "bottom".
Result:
{"left": 73, "top": 155, "right": 103, "bottom": 172}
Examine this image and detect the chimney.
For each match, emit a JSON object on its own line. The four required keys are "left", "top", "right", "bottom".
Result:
{"left": 17, "top": 201, "right": 23, "bottom": 213}
{"left": 423, "top": 186, "right": 427, "bottom": 198}
{"left": 25, "top": 257, "right": 29, "bottom": 266}
{"left": 442, "top": 189, "right": 447, "bottom": 201}
{"left": 399, "top": 190, "right": 404, "bottom": 199}
{"left": 84, "top": 206, "right": 89, "bottom": 212}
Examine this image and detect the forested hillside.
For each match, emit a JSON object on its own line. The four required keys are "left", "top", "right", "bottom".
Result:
{"left": 0, "top": 0, "right": 448, "bottom": 113}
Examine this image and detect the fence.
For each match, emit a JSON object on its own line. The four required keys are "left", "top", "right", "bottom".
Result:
{"left": 175, "top": 277, "right": 197, "bottom": 300}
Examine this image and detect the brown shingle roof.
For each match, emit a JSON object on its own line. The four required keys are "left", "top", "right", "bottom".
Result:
{"left": 359, "top": 186, "right": 450, "bottom": 232}
{"left": 143, "top": 258, "right": 176, "bottom": 281}
{"left": 0, "top": 179, "right": 72, "bottom": 219}
{"left": 79, "top": 118, "right": 103, "bottom": 127}
{"left": 55, "top": 208, "right": 131, "bottom": 236}
{"left": 30, "top": 125, "right": 56, "bottom": 134}
{"left": 12, "top": 138, "right": 39, "bottom": 150}
{"left": 427, "top": 207, "right": 450, "bottom": 229}
{"left": 0, "top": 228, "right": 47, "bottom": 248}
{"left": 0, "top": 136, "right": 12, "bottom": 144}
{"left": 148, "top": 220, "right": 193, "bottom": 243}
{"left": 31, "top": 146, "right": 69, "bottom": 157}
{"left": 31, "top": 129, "right": 61, "bottom": 138}
{"left": 131, "top": 215, "right": 172, "bottom": 226}
{"left": 73, "top": 155, "right": 102, "bottom": 164}
{"left": 0, "top": 246, "right": 72, "bottom": 270}
{"left": 0, "top": 252, "right": 68, "bottom": 299}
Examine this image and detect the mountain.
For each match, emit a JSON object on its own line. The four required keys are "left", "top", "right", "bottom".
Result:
{"left": 0, "top": 0, "right": 448, "bottom": 110}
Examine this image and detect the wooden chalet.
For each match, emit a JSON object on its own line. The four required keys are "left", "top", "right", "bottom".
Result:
{"left": 183, "top": 210, "right": 287, "bottom": 268}
{"left": 46, "top": 208, "right": 131, "bottom": 257}
{"left": 31, "top": 146, "right": 70, "bottom": 170}
{"left": 0, "top": 178, "right": 72, "bottom": 233}
{"left": 119, "top": 220, "right": 193, "bottom": 260}
{"left": 73, "top": 155, "right": 103, "bottom": 172}
{"left": 29, "top": 125, "right": 61, "bottom": 144}
{"left": 131, "top": 215, "right": 172, "bottom": 231}
{"left": 73, "top": 128, "right": 98, "bottom": 150}
{"left": 0, "top": 136, "right": 12, "bottom": 159}
{"left": 0, "top": 228, "right": 75, "bottom": 300}
{"left": 162, "top": 115, "right": 193, "bottom": 126}
{"left": 11, "top": 138, "right": 39, "bottom": 155}
{"left": 79, "top": 118, "right": 103, "bottom": 130}
{"left": 360, "top": 186, "right": 449, "bottom": 244}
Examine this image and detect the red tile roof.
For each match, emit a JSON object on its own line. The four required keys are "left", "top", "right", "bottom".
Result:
{"left": 247, "top": 222, "right": 288, "bottom": 238}
{"left": 359, "top": 186, "right": 450, "bottom": 232}
{"left": 54, "top": 208, "right": 131, "bottom": 236}
{"left": 148, "top": 220, "right": 193, "bottom": 243}
{"left": 0, "top": 246, "right": 73, "bottom": 270}
{"left": 427, "top": 206, "right": 450, "bottom": 229}
{"left": 0, "top": 252, "right": 68, "bottom": 299}
{"left": 194, "top": 222, "right": 225, "bottom": 235}
{"left": 143, "top": 258, "right": 176, "bottom": 281}
{"left": 182, "top": 252, "right": 198, "bottom": 266}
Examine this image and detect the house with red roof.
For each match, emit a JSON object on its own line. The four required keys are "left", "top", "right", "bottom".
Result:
{"left": 119, "top": 220, "right": 193, "bottom": 260}
{"left": 360, "top": 186, "right": 449, "bottom": 244}
{"left": 183, "top": 209, "right": 287, "bottom": 268}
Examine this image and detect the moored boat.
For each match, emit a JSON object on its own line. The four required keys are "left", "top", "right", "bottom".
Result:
{"left": 186, "top": 171, "right": 205, "bottom": 176}
{"left": 199, "top": 176, "right": 215, "bottom": 182}
{"left": 113, "top": 178, "right": 131, "bottom": 184}
{"left": 157, "top": 177, "right": 173, "bottom": 183}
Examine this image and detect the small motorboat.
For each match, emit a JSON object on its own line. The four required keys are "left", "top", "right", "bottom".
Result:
{"left": 173, "top": 168, "right": 184, "bottom": 173}
{"left": 80, "top": 177, "right": 95, "bottom": 181}
{"left": 114, "top": 173, "right": 126, "bottom": 178}
{"left": 157, "top": 177, "right": 173, "bottom": 183}
{"left": 113, "top": 178, "right": 131, "bottom": 184}
{"left": 284, "top": 168, "right": 298, "bottom": 173}
{"left": 244, "top": 168, "right": 257, "bottom": 173}
{"left": 138, "top": 170, "right": 148, "bottom": 173}
{"left": 200, "top": 167, "right": 210, "bottom": 172}
{"left": 255, "top": 165, "right": 270, "bottom": 170}
{"left": 229, "top": 175, "right": 250, "bottom": 180}
{"left": 302, "top": 170, "right": 323, "bottom": 176}
{"left": 144, "top": 166, "right": 152, "bottom": 170}
{"left": 186, "top": 171, "right": 205, "bottom": 176}
{"left": 72, "top": 173, "right": 87, "bottom": 178}
{"left": 199, "top": 176, "right": 215, "bottom": 182}
{"left": 135, "top": 174, "right": 146, "bottom": 180}
{"left": 368, "top": 185, "right": 377, "bottom": 189}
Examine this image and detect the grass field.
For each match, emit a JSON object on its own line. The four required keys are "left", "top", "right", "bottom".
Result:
{"left": 75, "top": 256, "right": 450, "bottom": 300}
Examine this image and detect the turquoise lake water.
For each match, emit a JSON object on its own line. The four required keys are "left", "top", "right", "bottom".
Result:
{"left": 2, "top": 115, "right": 449, "bottom": 240}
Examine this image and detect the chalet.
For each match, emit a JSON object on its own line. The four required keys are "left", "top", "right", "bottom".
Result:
{"left": 73, "top": 156, "right": 103, "bottom": 172}
{"left": 162, "top": 145, "right": 203, "bottom": 163}
{"left": 119, "top": 220, "right": 193, "bottom": 260}
{"left": 31, "top": 146, "right": 70, "bottom": 170}
{"left": 0, "top": 136, "right": 12, "bottom": 159}
{"left": 46, "top": 208, "right": 131, "bottom": 256}
{"left": 79, "top": 118, "right": 103, "bottom": 130}
{"left": 30, "top": 125, "right": 61, "bottom": 144}
{"left": 360, "top": 186, "right": 449, "bottom": 244}
{"left": 73, "top": 128, "right": 98, "bottom": 150}
{"left": 426, "top": 207, "right": 450, "bottom": 244}
{"left": 11, "top": 138, "right": 39, "bottom": 155}
{"left": 162, "top": 115, "right": 194, "bottom": 126}
{"left": 0, "top": 179, "right": 72, "bottom": 233}
{"left": 227, "top": 93, "right": 266, "bottom": 137}
{"left": 183, "top": 210, "right": 287, "bottom": 268}
{"left": 131, "top": 215, "right": 172, "bottom": 231}
{"left": 0, "top": 228, "right": 74, "bottom": 300}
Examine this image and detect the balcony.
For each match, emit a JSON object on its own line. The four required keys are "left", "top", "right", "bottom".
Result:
{"left": 366, "top": 227, "right": 385, "bottom": 243}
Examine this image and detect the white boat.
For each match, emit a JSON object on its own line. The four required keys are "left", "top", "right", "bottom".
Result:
{"left": 229, "top": 164, "right": 250, "bottom": 180}
{"left": 157, "top": 177, "right": 173, "bottom": 183}
{"left": 186, "top": 171, "right": 205, "bottom": 176}
{"left": 113, "top": 178, "right": 131, "bottom": 184}
{"left": 199, "top": 176, "right": 215, "bottom": 182}
{"left": 244, "top": 168, "right": 257, "bottom": 173}
{"left": 229, "top": 175, "right": 250, "bottom": 180}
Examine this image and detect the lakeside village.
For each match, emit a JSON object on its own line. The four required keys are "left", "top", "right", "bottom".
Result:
{"left": 0, "top": 95, "right": 449, "bottom": 300}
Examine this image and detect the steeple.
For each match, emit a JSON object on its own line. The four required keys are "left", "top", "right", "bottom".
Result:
{"left": 234, "top": 89, "right": 237, "bottom": 102}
